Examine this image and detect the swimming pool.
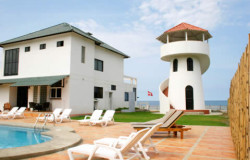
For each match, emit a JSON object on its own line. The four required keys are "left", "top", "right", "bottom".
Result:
{"left": 0, "top": 125, "right": 51, "bottom": 149}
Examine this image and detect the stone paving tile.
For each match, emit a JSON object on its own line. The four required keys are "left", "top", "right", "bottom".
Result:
{"left": 0, "top": 114, "right": 236, "bottom": 160}
{"left": 192, "top": 149, "right": 236, "bottom": 159}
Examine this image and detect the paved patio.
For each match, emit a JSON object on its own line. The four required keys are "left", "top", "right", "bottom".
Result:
{"left": 0, "top": 116, "right": 236, "bottom": 160}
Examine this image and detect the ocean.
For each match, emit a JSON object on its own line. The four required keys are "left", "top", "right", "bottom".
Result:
{"left": 137, "top": 100, "right": 228, "bottom": 110}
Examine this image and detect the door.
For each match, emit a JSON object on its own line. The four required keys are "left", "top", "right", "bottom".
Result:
{"left": 185, "top": 85, "right": 194, "bottom": 110}
{"left": 17, "top": 87, "right": 28, "bottom": 107}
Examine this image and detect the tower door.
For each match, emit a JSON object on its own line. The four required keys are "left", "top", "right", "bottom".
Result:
{"left": 185, "top": 86, "right": 194, "bottom": 110}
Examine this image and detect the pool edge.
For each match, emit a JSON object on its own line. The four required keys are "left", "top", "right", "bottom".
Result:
{"left": 0, "top": 121, "right": 82, "bottom": 160}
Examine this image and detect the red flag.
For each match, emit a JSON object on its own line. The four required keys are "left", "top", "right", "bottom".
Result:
{"left": 148, "top": 91, "right": 153, "bottom": 96}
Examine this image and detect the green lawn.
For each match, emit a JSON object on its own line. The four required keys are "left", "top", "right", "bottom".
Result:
{"left": 71, "top": 111, "right": 229, "bottom": 126}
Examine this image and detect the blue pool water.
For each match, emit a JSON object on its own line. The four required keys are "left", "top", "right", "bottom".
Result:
{"left": 0, "top": 125, "right": 51, "bottom": 149}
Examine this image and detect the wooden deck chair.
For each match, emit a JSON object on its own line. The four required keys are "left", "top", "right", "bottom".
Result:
{"left": 133, "top": 111, "right": 191, "bottom": 139}
{"left": 89, "top": 110, "right": 115, "bottom": 126}
{"left": 67, "top": 128, "right": 150, "bottom": 160}
{"left": 55, "top": 108, "right": 72, "bottom": 123}
{"left": 0, "top": 107, "right": 18, "bottom": 119}
{"left": 78, "top": 110, "right": 103, "bottom": 125}
{"left": 94, "top": 123, "right": 163, "bottom": 160}
{"left": 131, "top": 109, "right": 176, "bottom": 125}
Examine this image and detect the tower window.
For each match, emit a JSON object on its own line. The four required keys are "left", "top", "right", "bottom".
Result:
{"left": 173, "top": 59, "right": 178, "bottom": 72}
{"left": 187, "top": 58, "right": 193, "bottom": 71}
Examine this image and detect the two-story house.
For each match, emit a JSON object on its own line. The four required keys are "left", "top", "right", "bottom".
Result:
{"left": 0, "top": 23, "right": 137, "bottom": 114}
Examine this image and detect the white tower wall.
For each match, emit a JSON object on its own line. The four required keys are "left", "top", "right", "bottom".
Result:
{"left": 168, "top": 56, "right": 205, "bottom": 110}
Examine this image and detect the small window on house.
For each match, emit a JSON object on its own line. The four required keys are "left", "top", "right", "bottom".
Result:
{"left": 173, "top": 59, "right": 178, "bottom": 72}
{"left": 40, "top": 44, "right": 46, "bottom": 50}
{"left": 187, "top": 58, "right": 193, "bottom": 71}
{"left": 111, "top": 85, "right": 116, "bottom": 91}
{"left": 94, "top": 59, "right": 103, "bottom": 72}
{"left": 94, "top": 87, "right": 103, "bottom": 98}
{"left": 50, "top": 88, "right": 62, "bottom": 98}
{"left": 57, "top": 41, "right": 64, "bottom": 47}
{"left": 81, "top": 46, "right": 85, "bottom": 63}
{"left": 25, "top": 46, "right": 30, "bottom": 52}
{"left": 124, "top": 92, "right": 129, "bottom": 101}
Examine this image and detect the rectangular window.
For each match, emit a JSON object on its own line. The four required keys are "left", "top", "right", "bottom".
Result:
{"left": 124, "top": 92, "right": 129, "bottom": 101}
{"left": 94, "top": 87, "right": 103, "bottom": 98}
{"left": 57, "top": 41, "right": 64, "bottom": 47}
{"left": 111, "top": 85, "right": 116, "bottom": 91}
{"left": 25, "top": 46, "right": 30, "bottom": 52}
{"left": 40, "top": 44, "right": 46, "bottom": 50}
{"left": 81, "top": 46, "right": 85, "bottom": 63}
{"left": 94, "top": 59, "right": 103, "bottom": 72}
{"left": 4, "top": 48, "right": 19, "bottom": 76}
{"left": 50, "top": 88, "right": 62, "bottom": 98}
{"left": 133, "top": 88, "right": 137, "bottom": 101}
{"left": 40, "top": 86, "right": 47, "bottom": 103}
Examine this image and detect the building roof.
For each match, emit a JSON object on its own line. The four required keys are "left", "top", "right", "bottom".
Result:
{"left": 0, "top": 75, "right": 68, "bottom": 86}
{"left": 157, "top": 22, "right": 212, "bottom": 43}
{"left": 165, "top": 22, "right": 208, "bottom": 33}
{"left": 0, "top": 23, "right": 129, "bottom": 58}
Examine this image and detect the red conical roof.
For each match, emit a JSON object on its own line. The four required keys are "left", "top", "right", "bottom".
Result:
{"left": 165, "top": 22, "right": 208, "bottom": 33}
{"left": 157, "top": 22, "right": 212, "bottom": 43}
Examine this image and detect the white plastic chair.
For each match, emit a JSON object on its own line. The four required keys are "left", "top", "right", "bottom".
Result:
{"left": 6, "top": 107, "right": 26, "bottom": 119}
{"left": 37, "top": 108, "right": 63, "bottom": 122}
{"left": 89, "top": 110, "right": 115, "bottom": 126}
{"left": 67, "top": 128, "right": 150, "bottom": 160}
{"left": 0, "top": 107, "right": 19, "bottom": 119}
{"left": 55, "top": 108, "right": 72, "bottom": 123}
{"left": 94, "top": 123, "right": 163, "bottom": 160}
{"left": 78, "top": 110, "right": 103, "bottom": 125}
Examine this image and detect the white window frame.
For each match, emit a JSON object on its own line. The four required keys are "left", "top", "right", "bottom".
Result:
{"left": 50, "top": 87, "right": 62, "bottom": 99}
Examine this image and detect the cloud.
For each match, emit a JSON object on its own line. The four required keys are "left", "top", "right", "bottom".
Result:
{"left": 248, "top": 22, "right": 250, "bottom": 27}
{"left": 71, "top": 19, "right": 159, "bottom": 58}
{"left": 139, "top": 0, "right": 224, "bottom": 29}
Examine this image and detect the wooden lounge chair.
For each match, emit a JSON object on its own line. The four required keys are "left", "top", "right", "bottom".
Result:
{"left": 78, "top": 110, "right": 103, "bottom": 125}
{"left": 89, "top": 110, "right": 115, "bottom": 127}
{"left": 131, "top": 109, "right": 176, "bottom": 125}
{"left": 67, "top": 128, "right": 150, "bottom": 160}
{"left": 94, "top": 123, "right": 163, "bottom": 160}
{"left": 132, "top": 111, "right": 191, "bottom": 139}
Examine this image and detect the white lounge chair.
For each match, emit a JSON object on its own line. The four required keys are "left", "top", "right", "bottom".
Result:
{"left": 36, "top": 108, "right": 62, "bottom": 122}
{"left": 89, "top": 110, "right": 115, "bottom": 126}
{"left": 2, "top": 107, "right": 26, "bottom": 119}
{"left": 55, "top": 108, "right": 72, "bottom": 123}
{"left": 0, "top": 107, "right": 19, "bottom": 119}
{"left": 94, "top": 123, "right": 163, "bottom": 160}
{"left": 78, "top": 110, "right": 103, "bottom": 125}
{"left": 67, "top": 128, "right": 150, "bottom": 160}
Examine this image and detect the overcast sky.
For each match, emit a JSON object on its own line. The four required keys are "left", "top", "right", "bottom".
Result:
{"left": 0, "top": 0, "right": 249, "bottom": 101}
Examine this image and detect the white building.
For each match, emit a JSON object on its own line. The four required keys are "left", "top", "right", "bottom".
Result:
{"left": 157, "top": 23, "right": 212, "bottom": 113}
{"left": 0, "top": 23, "right": 137, "bottom": 114}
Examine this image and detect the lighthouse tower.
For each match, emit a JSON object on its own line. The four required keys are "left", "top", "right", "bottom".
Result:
{"left": 157, "top": 23, "right": 212, "bottom": 113}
